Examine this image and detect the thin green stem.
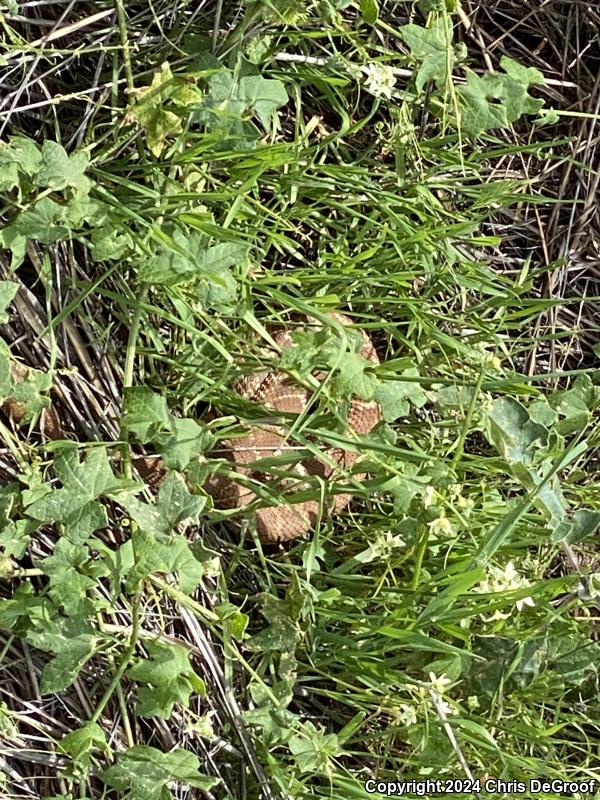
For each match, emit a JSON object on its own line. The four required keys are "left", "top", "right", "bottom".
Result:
{"left": 91, "top": 593, "right": 141, "bottom": 724}
{"left": 115, "top": 0, "right": 134, "bottom": 94}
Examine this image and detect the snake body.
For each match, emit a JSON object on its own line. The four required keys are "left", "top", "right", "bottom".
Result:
{"left": 205, "top": 313, "right": 381, "bottom": 543}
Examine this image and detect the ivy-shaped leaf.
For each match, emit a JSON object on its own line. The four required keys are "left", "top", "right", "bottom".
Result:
{"left": 288, "top": 720, "right": 343, "bottom": 774}
{"left": 25, "top": 446, "right": 138, "bottom": 542}
{"left": 89, "top": 224, "right": 134, "bottom": 262}
{"left": 102, "top": 745, "right": 219, "bottom": 800}
{"left": 127, "top": 639, "right": 205, "bottom": 719}
{"left": 237, "top": 73, "right": 288, "bottom": 129}
{"left": 59, "top": 723, "right": 108, "bottom": 767}
{"left": 35, "top": 141, "right": 91, "bottom": 196}
{"left": 375, "top": 369, "right": 428, "bottom": 422}
{"left": 138, "top": 230, "right": 245, "bottom": 313}
{"left": 456, "top": 56, "right": 545, "bottom": 136}
{"left": 8, "top": 362, "right": 53, "bottom": 421}
{"left": 116, "top": 472, "right": 206, "bottom": 538}
{"left": 122, "top": 386, "right": 215, "bottom": 469}
{"left": 121, "top": 386, "right": 171, "bottom": 441}
{"left": 0, "top": 281, "right": 18, "bottom": 323}
{"left": 247, "top": 591, "right": 302, "bottom": 653}
{"left": 39, "top": 539, "right": 96, "bottom": 616}
{"left": 192, "top": 59, "right": 287, "bottom": 143}
{"left": 23, "top": 612, "right": 97, "bottom": 695}
{"left": 39, "top": 635, "right": 97, "bottom": 694}
{"left": 194, "top": 242, "right": 245, "bottom": 312}
{"left": 111, "top": 529, "right": 205, "bottom": 593}
{"left": 128, "top": 62, "right": 202, "bottom": 157}
{"left": 280, "top": 325, "right": 379, "bottom": 401}
{"left": 399, "top": 16, "right": 454, "bottom": 92}
{"left": 0, "top": 135, "right": 42, "bottom": 194}
{"left": 154, "top": 417, "right": 213, "bottom": 471}
{"left": 332, "top": 348, "right": 379, "bottom": 401}
{"left": 33, "top": 623, "right": 97, "bottom": 695}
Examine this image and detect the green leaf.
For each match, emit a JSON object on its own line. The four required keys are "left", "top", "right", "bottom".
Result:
{"left": 61, "top": 501, "right": 108, "bottom": 545}
{"left": 289, "top": 721, "right": 342, "bottom": 774}
{"left": 138, "top": 242, "right": 193, "bottom": 285}
{"left": 129, "top": 63, "right": 202, "bottom": 157}
{"left": 193, "top": 62, "right": 287, "bottom": 140}
{"left": 280, "top": 325, "right": 379, "bottom": 401}
{"left": 0, "top": 281, "right": 18, "bottom": 323}
{"left": 237, "top": 74, "right": 288, "bottom": 129}
{"left": 0, "top": 519, "right": 35, "bottom": 559}
{"left": 155, "top": 416, "right": 213, "bottom": 470}
{"left": 375, "top": 369, "right": 428, "bottom": 422}
{"left": 486, "top": 396, "right": 547, "bottom": 465}
{"left": 0, "top": 135, "right": 42, "bottom": 193}
{"left": 121, "top": 387, "right": 171, "bottom": 441}
{"left": 59, "top": 723, "right": 108, "bottom": 766}
{"left": 35, "top": 141, "right": 91, "bottom": 195}
{"left": 399, "top": 17, "right": 454, "bottom": 93}
{"left": 279, "top": 328, "right": 338, "bottom": 376}
{"left": 89, "top": 224, "right": 134, "bottom": 262}
{"left": 195, "top": 243, "right": 244, "bottom": 312}
{"left": 127, "top": 639, "right": 205, "bottom": 718}
{"left": 40, "top": 634, "right": 96, "bottom": 694}
{"left": 165, "top": 535, "right": 207, "bottom": 593}
{"left": 0, "top": 583, "right": 45, "bottom": 633}
{"left": 552, "top": 510, "right": 600, "bottom": 545}
{"left": 247, "top": 594, "right": 301, "bottom": 653}
{"left": 12, "top": 197, "right": 71, "bottom": 242}
{"left": 139, "top": 234, "right": 244, "bottom": 313}
{"left": 528, "top": 398, "right": 558, "bottom": 427}
{"left": 25, "top": 446, "right": 137, "bottom": 536}
{"left": 550, "top": 374, "right": 600, "bottom": 435}
{"left": 117, "top": 528, "right": 205, "bottom": 593}
{"left": 456, "top": 56, "right": 545, "bottom": 136}
{"left": 102, "top": 745, "right": 219, "bottom": 800}
{"left": 116, "top": 472, "right": 206, "bottom": 537}
{"left": 333, "top": 348, "right": 379, "bottom": 401}
{"left": 8, "top": 363, "right": 53, "bottom": 420}
{"left": 214, "top": 601, "right": 249, "bottom": 640}
{"left": 0, "top": 350, "right": 12, "bottom": 398}
{"left": 360, "top": 0, "right": 379, "bottom": 24}
{"left": 39, "top": 539, "right": 96, "bottom": 616}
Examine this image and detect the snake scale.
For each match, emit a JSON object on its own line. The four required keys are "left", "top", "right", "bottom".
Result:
{"left": 204, "top": 313, "right": 381, "bottom": 543}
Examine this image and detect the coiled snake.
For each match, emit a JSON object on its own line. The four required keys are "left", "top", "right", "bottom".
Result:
{"left": 205, "top": 313, "right": 381, "bottom": 543}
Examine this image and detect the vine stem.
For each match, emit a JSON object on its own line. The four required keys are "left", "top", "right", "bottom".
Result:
{"left": 91, "top": 593, "right": 141, "bottom": 724}
{"left": 90, "top": 287, "right": 149, "bottom": 734}
{"left": 115, "top": 0, "right": 134, "bottom": 94}
{"left": 120, "top": 286, "right": 149, "bottom": 479}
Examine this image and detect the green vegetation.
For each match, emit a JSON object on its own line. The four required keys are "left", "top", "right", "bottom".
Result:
{"left": 0, "top": 1, "right": 599, "bottom": 798}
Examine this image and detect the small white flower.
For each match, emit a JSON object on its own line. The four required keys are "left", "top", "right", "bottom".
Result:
{"left": 456, "top": 495, "right": 474, "bottom": 515}
{"left": 361, "top": 63, "right": 396, "bottom": 99}
{"left": 355, "top": 530, "right": 405, "bottom": 563}
{"left": 435, "top": 698, "right": 458, "bottom": 717}
{"left": 423, "top": 485, "right": 438, "bottom": 508}
{"left": 475, "top": 561, "right": 535, "bottom": 617}
{"left": 516, "top": 595, "right": 536, "bottom": 612}
{"left": 428, "top": 672, "right": 453, "bottom": 695}
{"left": 396, "top": 703, "right": 418, "bottom": 727}
{"left": 503, "top": 561, "right": 519, "bottom": 583}
{"left": 427, "top": 515, "right": 454, "bottom": 536}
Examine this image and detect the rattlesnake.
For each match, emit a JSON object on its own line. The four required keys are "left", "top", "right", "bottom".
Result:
{"left": 205, "top": 313, "right": 381, "bottom": 543}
